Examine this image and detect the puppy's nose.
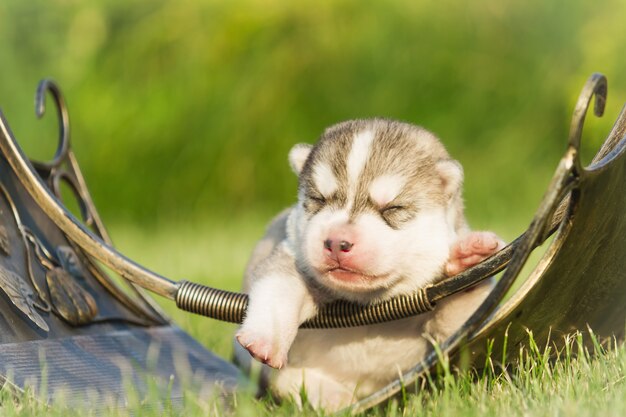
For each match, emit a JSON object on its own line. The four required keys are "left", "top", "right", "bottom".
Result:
{"left": 339, "top": 240, "right": 353, "bottom": 252}
{"left": 323, "top": 239, "right": 354, "bottom": 253}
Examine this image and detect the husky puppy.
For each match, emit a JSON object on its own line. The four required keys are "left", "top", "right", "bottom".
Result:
{"left": 235, "top": 119, "right": 503, "bottom": 410}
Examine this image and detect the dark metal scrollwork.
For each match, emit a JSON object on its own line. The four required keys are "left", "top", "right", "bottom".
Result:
{"left": 0, "top": 222, "right": 10, "bottom": 256}
{"left": 0, "top": 183, "right": 50, "bottom": 331}
{"left": 22, "top": 227, "right": 98, "bottom": 326}
{"left": 30, "top": 80, "right": 168, "bottom": 325}
{"left": 0, "top": 80, "right": 170, "bottom": 330}
{"left": 0, "top": 178, "right": 99, "bottom": 329}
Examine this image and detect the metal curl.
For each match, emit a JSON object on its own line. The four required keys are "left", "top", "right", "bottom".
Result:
{"left": 33, "top": 79, "right": 71, "bottom": 170}
{"left": 51, "top": 171, "right": 95, "bottom": 227}
{"left": 568, "top": 73, "right": 607, "bottom": 152}
{"left": 31, "top": 81, "right": 167, "bottom": 324}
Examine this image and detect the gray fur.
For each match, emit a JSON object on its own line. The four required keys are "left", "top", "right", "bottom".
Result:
{"left": 299, "top": 118, "right": 466, "bottom": 230}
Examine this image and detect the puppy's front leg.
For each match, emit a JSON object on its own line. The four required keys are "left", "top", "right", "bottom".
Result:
{"left": 236, "top": 244, "right": 316, "bottom": 369}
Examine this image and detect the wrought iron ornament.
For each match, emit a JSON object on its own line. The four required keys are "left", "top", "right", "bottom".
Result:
{"left": 0, "top": 263, "right": 48, "bottom": 331}
{"left": 0, "top": 183, "right": 50, "bottom": 331}
{"left": 0, "top": 81, "right": 170, "bottom": 333}
{"left": 0, "top": 222, "right": 10, "bottom": 255}
{"left": 0, "top": 80, "right": 243, "bottom": 407}
{"left": 0, "top": 175, "right": 99, "bottom": 330}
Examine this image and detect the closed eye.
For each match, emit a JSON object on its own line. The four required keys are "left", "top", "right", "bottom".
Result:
{"left": 303, "top": 192, "right": 327, "bottom": 215}
{"left": 308, "top": 194, "right": 326, "bottom": 204}
{"left": 381, "top": 205, "right": 404, "bottom": 214}
{"left": 379, "top": 204, "right": 415, "bottom": 228}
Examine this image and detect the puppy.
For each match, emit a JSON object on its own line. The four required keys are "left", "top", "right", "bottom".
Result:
{"left": 235, "top": 119, "right": 503, "bottom": 410}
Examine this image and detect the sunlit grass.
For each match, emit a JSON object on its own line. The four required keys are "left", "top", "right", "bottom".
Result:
{"left": 26, "top": 219, "right": 613, "bottom": 417}
{"left": 385, "top": 332, "right": 626, "bottom": 417}
{"left": 0, "top": 299, "right": 623, "bottom": 417}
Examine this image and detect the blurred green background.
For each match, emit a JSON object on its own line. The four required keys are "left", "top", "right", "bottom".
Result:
{"left": 1, "top": 0, "right": 625, "bottom": 229}
{"left": 0, "top": 0, "right": 625, "bottom": 330}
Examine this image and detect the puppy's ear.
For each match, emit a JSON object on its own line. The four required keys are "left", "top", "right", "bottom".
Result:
{"left": 288, "top": 143, "right": 313, "bottom": 175}
{"left": 436, "top": 159, "right": 463, "bottom": 198}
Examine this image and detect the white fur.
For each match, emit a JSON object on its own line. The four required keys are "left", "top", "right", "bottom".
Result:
{"left": 346, "top": 130, "right": 374, "bottom": 197}
{"left": 368, "top": 174, "right": 405, "bottom": 207}
{"left": 312, "top": 162, "right": 338, "bottom": 197}
{"left": 273, "top": 277, "right": 495, "bottom": 409}
{"left": 288, "top": 143, "right": 313, "bottom": 175}
{"left": 236, "top": 243, "right": 317, "bottom": 369}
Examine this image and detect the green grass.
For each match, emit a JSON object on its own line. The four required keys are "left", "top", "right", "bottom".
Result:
{"left": 0, "top": 219, "right": 622, "bottom": 416}
{"left": 390, "top": 332, "right": 626, "bottom": 417}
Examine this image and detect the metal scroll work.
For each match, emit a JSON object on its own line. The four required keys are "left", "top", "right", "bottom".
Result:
{"left": 0, "top": 183, "right": 49, "bottom": 331}
{"left": 0, "top": 264, "right": 48, "bottom": 331}
{"left": 0, "top": 80, "right": 167, "bottom": 331}
{"left": 0, "top": 81, "right": 243, "bottom": 406}
{"left": 0, "top": 179, "right": 100, "bottom": 330}
{"left": 30, "top": 80, "right": 168, "bottom": 325}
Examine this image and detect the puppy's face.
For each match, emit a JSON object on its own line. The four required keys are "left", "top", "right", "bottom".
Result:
{"left": 287, "top": 120, "right": 465, "bottom": 302}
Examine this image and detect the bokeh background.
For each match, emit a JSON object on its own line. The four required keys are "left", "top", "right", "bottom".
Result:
{"left": 0, "top": 0, "right": 625, "bottom": 356}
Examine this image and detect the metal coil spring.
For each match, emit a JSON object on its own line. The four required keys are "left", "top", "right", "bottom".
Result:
{"left": 301, "top": 288, "right": 433, "bottom": 328}
{"left": 176, "top": 281, "right": 248, "bottom": 324}
{"left": 176, "top": 280, "right": 433, "bottom": 329}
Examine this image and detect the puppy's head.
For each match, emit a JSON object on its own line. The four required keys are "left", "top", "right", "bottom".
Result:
{"left": 287, "top": 119, "right": 465, "bottom": 302}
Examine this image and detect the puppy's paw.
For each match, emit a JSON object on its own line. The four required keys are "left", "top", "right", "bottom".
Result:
{"left": 445, "top": 231, "right": 505, "bottom": 276}
{"left": 236, "top": 329, "right": 288, "bottom": 369}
